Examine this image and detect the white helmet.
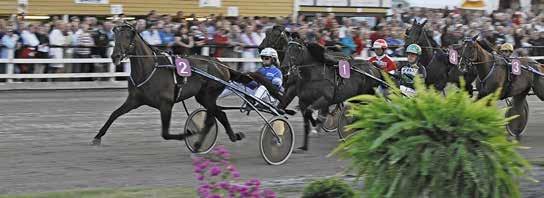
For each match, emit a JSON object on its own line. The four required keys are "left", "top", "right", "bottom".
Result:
{"left": 260, "top": 47, "right": 278, "bottom": 59}
{"left": 260, "top": 47, "right": 279, "bottom": 64}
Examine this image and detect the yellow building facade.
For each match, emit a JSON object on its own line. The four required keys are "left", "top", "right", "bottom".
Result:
{"left": 0, "top": 0, "right": 294, "bottom": 17}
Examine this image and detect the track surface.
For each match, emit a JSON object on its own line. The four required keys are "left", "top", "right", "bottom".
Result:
{"left": 1, "top": 90, "right": 543, "bottom": 196}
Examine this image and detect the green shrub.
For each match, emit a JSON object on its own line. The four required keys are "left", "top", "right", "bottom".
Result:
{"left": 332, "top": 77, "right": 531, "bottom": 198}
{"left": 302, "top": 177, "right": 356, "bottom": 198}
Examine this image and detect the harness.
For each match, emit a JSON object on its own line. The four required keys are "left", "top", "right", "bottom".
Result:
{"left": 458, "top": 40, "right": 514, "bottom": 98}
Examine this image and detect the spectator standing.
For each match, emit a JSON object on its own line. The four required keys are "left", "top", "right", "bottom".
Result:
{"left": 251, "top": 24, "right": 265, "bottom": 45}
{"left": 240, "top": 25, "right": 258, "bottom": 72}
{"left": 49, "top": 21, "right": 66, "bottom": 73}
{"left": 19, "top": 24, "right": 40, "bottom": 74}
{"left": 191, "top": 26, "right": 206, "bottom": 55}
{"left": 93, "top": 23, "right": 111, "bottom": 80}
{"left": 140, "top": 23, "right": 162, "bottom": 46}
{"left": 1, "top": 26, "right": 18, "bottom": 76}
{"left": 34, "top": 24, "right": 50, "bottom": 77}
{"left": 172, "top": 25, "right": 193, "bottom": 56}
{"left": 213, "top": 26, "right": 230, "bottom": 58}
{"left": 74, "top": 23, "right": 95, "bottom": 80}
{"left": 159, "top": 24, "right": 175, "bottom": 49}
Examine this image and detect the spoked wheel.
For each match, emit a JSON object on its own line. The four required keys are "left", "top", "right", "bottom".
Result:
{"left": 259, "top": 117, "right": 295, "bottom": 165}
{"left": 505, "top": 99, "right": 529, "bottom": 138}
{"left": 337, "top": 105, "right": 357, "bottom": 141}
{"left": 184, "top": 108, "right": 219, "bottom": 154}
{"left": 321, "top": 104, "right": 342, "bottom": 133}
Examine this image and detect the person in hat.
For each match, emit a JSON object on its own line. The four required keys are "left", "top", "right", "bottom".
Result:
{"left": 392, "top": 44, "right": 427, "bottom": 92}
{"left": 499, "top": 43, "right": 514, "bottom": 59}
{"left": 368, "top": 39, "right": 397, "bottom": 72}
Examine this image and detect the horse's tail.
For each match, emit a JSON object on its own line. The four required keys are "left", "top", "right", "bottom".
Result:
{"left": 228, "top": 69, "right": 283, "bottom": 101}
{"left": 531, "top": 63, "right": 544, "bottom": 101}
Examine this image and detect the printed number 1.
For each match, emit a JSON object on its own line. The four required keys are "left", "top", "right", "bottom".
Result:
{"left": 342, "top": 64, "right": 347, "bottom": 74}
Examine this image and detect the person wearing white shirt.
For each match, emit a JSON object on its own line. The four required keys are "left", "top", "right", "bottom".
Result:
{"left": 250, "top": 24, "right": 265, "bottom": 45}
{"left": 49, "top": 21, "right": 66, "bottom": 70}
{"left": 1, "top": 27, "right": 18, "bottom": 76}
{"left": 21, "top": 25, "right": 40, "bottom": 47}
{"left": 140, "top": 24, "right": 162, "bottom": 46}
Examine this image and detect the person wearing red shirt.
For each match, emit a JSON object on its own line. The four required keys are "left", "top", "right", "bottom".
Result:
{"left": 213, "top": 27, "right": 229, "bottom": 57}
{"left": 352, "top": 29, "right": 364, "bottom": 56}
{"left": 369, "top": 26, "right": 386, "bottom": 44}
{"left": 368, "top": 39, "right": 397, "bottom": 72}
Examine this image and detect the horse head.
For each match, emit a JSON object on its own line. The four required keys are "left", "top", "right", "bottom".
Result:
{"left": 457, "top": 34, "right": 481, "bottom": 72}
{"left": 111, "top": 22, "right": 138, "bottom": 65}
{"left": 404, "top": 19, "right": 428, "bottom": 49}
{"left": 259, "top": 25, "right": 289, "bottom": 53}
{"left": 282, "top": 32, "right": 309, "bottom": 76}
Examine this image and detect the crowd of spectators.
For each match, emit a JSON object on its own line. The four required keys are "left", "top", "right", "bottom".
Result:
{"left": 1, "top": 6, "right": 544, "bottom": 79}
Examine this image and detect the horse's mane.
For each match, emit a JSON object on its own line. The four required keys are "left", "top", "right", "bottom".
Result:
{"left": 424, "top": 30, "right": 440, "bottom": 48}
{"left": 306, "top": 42, "right": 327, "bottom": 63}
{"left": 477, "top": 39, "right": 495, "bottom": 53}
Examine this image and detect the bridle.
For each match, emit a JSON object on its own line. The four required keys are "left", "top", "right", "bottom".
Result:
{"left": 457, "top": 37, "right": 498, "bottom": 88}
{"left": 285, "top": 39, "right": 311, "bottom": 78}
{"left": 112, "top": 22, "right": 138, "bottom": 61}
{"left": 265, "top": 29, "right": 289, "bottom": 53}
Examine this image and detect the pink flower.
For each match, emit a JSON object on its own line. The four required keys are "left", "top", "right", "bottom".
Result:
{"left": 209, "top": 194, "right": 222, "bottom": 198}
{"left": 218, "top": 181, "right": 230, "bottom": 190}
{"left": 245, "top": 178, "right": 261, "bottom": 187}
{"left": 195, "top": 173, "right": 204, "bottom": 181}
{"left": 226, "top": 164, "right": 237, "bottom": 172}
{"left": 231, "top": 170, "right": 240, "bottom": 178}
{"left": 262, "top": 189, "right": 276, "bottom": 198}
{"left": 210, "top": 166, "right": 222, "bottom": 176}
{"left": 198, "top": 184, "right": 211, "bottom": 197}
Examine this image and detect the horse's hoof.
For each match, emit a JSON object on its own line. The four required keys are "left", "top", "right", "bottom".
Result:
{"left": 235, "top": 132, "right": 245, "bottom": 141}
{"left": 91, "top": 138, "right": 101, "bottom": 146}
{"left": 229, "top": 133, "right": 245, "bottom": 142}
{"left": 310, "top": 128, "right": 319, "bottom": 137}
{"left": 293, "top": 146, "right": 308, "bottom": 154}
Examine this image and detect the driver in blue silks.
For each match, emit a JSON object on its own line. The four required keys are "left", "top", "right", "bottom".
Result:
{"left": 246, "top": 47, "right": 283, "bottom": 104}
{"left": 219, "top": 47, "right": 283, "bottom": 105}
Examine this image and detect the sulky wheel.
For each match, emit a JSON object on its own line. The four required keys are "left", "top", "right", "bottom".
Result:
{"left": 337, "top": 105, "right": 357, "bottom": 141}
{"left": 184, "top": 108, "right": 219, "bottom": 154}
{"left": 505, "top": 98, "right": 529, "bottom": 139}
{"left": 259, "top": 117, "right": 295, "bottom": 165}
{"left": 321, "top": 104, "right": 342, "bottom": 133}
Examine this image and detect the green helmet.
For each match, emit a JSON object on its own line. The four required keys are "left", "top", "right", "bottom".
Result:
{"left": 406, "top": 44, "right": 422, "bottom": 55}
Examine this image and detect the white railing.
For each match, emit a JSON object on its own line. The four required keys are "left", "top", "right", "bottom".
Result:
{"left": 1, "top": 48, "right": 543, "bottom": 83}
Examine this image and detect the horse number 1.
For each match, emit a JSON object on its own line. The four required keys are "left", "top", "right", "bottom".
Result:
{"left": 339, "top": 60, "right": 351, "bottom": 79}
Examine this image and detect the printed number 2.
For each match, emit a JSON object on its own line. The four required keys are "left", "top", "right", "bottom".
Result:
{"left": 179, "top": 62, "right": 189, "bottom": 74}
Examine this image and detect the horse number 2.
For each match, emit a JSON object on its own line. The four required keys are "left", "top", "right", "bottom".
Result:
{"left": 176, "top": 57, "right": 192, "bottom": 77}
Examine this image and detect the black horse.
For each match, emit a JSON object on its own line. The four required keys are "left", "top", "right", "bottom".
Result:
{"left": 404, "top": 20, "right": 478, "bottom": 95}
{"left": 459, "top": 35, "right": 544, "bottom": 138}
{"left": 92, "top": 22, "right": 280, "bottom": 151}
{"left": 259, "top": 25, "right": 353, "bottom": 118}
{"left": 280, "top": 33, "right": 381, "bottom": 151}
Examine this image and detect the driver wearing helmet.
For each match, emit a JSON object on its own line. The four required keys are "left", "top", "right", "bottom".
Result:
{"left": 219, "top": 47, "right": 283, "bottom": 105}
{"left": 247, "top": 47, "right": 283, "bottom": 104}
{"left": 499, "top": 43, "right": 514, "bottom": 59}
{"left": 393, "top": 44, "right": 427, "bottom": 89}
{"left": 368, "top": 39, "right": 397, "bottom": 72}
